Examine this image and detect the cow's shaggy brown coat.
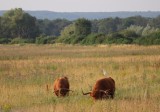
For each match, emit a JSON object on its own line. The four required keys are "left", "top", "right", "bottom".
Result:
{"left": 82, "top": 77, "right": 115, "bottom": 100}
{"left": 53, "top": 77, "right": 70, "bottom": 97}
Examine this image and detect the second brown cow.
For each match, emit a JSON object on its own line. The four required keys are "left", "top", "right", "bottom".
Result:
{"left": 82, "top": 77, "right": 115, "bottom": 100}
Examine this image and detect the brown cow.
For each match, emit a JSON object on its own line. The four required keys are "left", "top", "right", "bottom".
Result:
{"left": 53, "top": 76, "right": 71, "bottom": 97}
{"left": 82, "top": 77, "right": 115, "bottom": 100}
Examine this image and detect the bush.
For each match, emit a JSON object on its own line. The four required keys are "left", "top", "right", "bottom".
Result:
{"left": 45, "top": 36, "right": 57, "bottom": 44}
{"left": 0, "top": 38, "right": 11, "bottom": 44}
{"left": 81, "top": 33, "right": 106, "bottom": 45}
{"left": 10, "top": 38, "right": 35, "bottom": 44}
{"left": 134, "top": 31, "right": 160, "bottom": 45}
{"left": 57, "top": 34, "right": 78, "bottom": 44}
{"left": 104, "top": 33, "right": 133, "bottom": 44}
{"left": 120, "top": 30, "right": 138, "bottom": 38}
{"left": 36, "top": 35, "right": 57, "bottom": 44}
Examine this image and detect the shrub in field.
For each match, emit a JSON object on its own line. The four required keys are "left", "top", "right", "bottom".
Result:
{"left": 0, "top": 38, "right": 11, "bottom": 44}
{"left": 104, "top": 33, "right": 133, "bottom": 44}
{"left": 10, "top": 37, "right": 35, "bottom": 44}
{"left": 134, "top": 30, "right": 160, "bottom": 45}
{"left": 36, "top": 35, "right": 57, "bottom": 44}
{"left": 81, "top": 33, "right": 106, "bottom": 45}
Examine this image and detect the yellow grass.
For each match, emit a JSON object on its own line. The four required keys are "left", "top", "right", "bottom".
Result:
{"left": 0, "top": 44, "right": 160, "bottom": 112}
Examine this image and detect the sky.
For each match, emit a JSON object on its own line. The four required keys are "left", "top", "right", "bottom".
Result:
{"left": 0, "top": 0, "right": 160, "bottom": 12}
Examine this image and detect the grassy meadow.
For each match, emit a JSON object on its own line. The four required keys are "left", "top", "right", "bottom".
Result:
{"left": 0, "top": 44, "right": 160, "bottom": 112}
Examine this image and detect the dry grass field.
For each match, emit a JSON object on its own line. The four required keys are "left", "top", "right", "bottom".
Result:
{"left": 0, "top": 44, "right": 160, "bottom": 112}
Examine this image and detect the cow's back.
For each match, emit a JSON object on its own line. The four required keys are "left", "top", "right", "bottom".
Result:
{"left": 57, "top": 77, "right": 69, "bottom": 89}
{"left": 94, "top": 77, "right": 115, "bottom": 90}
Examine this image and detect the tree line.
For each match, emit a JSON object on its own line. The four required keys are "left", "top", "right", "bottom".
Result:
{"left": 0, "top": 8, "right": 160, "bottom": 45}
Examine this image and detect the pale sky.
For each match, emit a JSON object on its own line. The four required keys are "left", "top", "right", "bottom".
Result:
{"left": 0, "top": 0, "right": 160, "bottom": 12}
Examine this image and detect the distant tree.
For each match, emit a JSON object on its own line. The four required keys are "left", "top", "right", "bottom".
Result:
{"left": 37, "top": 19, "right": 71, "bottom": 36}
{"left": 36, "top": 34, "right": 56, "bottom": 44}
{"left": 149, "top": 15, "right": 160, "bottom": 28}
{"left": 75, "top": 18, "right": 91, "bottom": 37}
{"left": 132, "top": 16, "right": 148, "bottom": 26}
{"left": 0, "top": 15, "right": 11, "bottom": 38}
{"left": 0, "top": 17, "right": 2, "bottom": 37}
{"left": 36, "top": 19, "right": 50, "bottom": 36}
{"left": 122, "top": 18, "right": 135, "bottom": 28}
{"left": 52, "top": 19, "right": 72, "bottom": 36}
{"left": 114, "top": 17, "right": 123, "bottom": 31}
{"left": 0, "top": 17, "right": 11, "bottom": 44}
{"left": 2, "top": 8, "right": 39, "bottom": 39}
{"left": 58, "top": 19, "right": 92, "bottom": 44}
{"left": 104, "top": 32, "right": 133, "bottom": 44}
{"left": 91, "top": 19, "right": 99, "bottom": 33}
{"left": 122, "top": 16, "right": 148, "bottom": 29}
{"left": 121, "top": 30, "right": 138, "bottom": 38}
{"left": 81, "top": 33, "right": 106, "bottom": 45}
{"left": 66, "top": 18, "right": 91, "bottom": 44}
{"left": 126, "top": 25, "right": 144, "bottom": 36}
{"left": 60, "top": 24, "right": 75, "bottom": 38}
{"left": 97, "top": 18, "right": 122, "bottom": 34}
{"left": 57, "top": 24, "right": 76, "bottom": 43}
{"left": 142, "top": 24, "right": 158, "bottom": 36}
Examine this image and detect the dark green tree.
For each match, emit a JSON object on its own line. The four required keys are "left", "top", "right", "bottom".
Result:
{"left": 57, "top": 24, "right": 76, "bottom": 44}
{"left": 122, "top": 16, "right": 148, "bottom": 29}
{"left": 97, "top": 18, "right": 122, "bottom": 34}
{"left": 36, "top": 19, "right": 71, "bottom": 36}
{"left": 91, "top": 19, "right": 99, "bottom": 33}
{"left": 0, "top": 17, "right": 11, "bottom": 43}
{"left": 73, "top": 18, "right": 91, "bottom": 43}
{"left": 0, "top": 17, "right": 3, "bottom": 36}
{"left": 2, "top": 8, "right": 39, "bottom": 39}
{"left": 149, "top": 15, "right": 160, "bottom": 28}
{"left": 75, "top": 18, "right": 91, "bottom": 37}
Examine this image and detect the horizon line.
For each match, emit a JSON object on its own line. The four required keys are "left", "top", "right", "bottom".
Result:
{"left": 1, "top": 9, "right": 160, "bottom": 13}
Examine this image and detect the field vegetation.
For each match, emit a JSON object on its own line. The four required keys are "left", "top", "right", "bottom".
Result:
{"left": 0, "top": 44, "right": 160, "bottom": 112}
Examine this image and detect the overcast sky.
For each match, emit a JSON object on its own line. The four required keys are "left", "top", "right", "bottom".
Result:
{"left": 1, "top": 0, "right": 160, "bottom": 12}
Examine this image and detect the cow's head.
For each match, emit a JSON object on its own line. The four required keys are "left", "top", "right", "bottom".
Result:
{"left": 81, "top": 88, "right": 109, "bottom": 100}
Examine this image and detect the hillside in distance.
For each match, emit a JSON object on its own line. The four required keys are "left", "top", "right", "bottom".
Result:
{"left": 0, "top": 10, "right": 160, "bottom": 20}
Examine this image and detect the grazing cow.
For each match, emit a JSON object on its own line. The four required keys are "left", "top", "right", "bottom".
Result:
{"left": 82, "top": 77, "right": 115, "bottom": 100}
{"left": 53, "top": 76, "right": 71, "bottom": 97}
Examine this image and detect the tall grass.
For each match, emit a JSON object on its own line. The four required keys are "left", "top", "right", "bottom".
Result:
{"left": 0, "top": 44, "right": 160, "bottom": 112}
